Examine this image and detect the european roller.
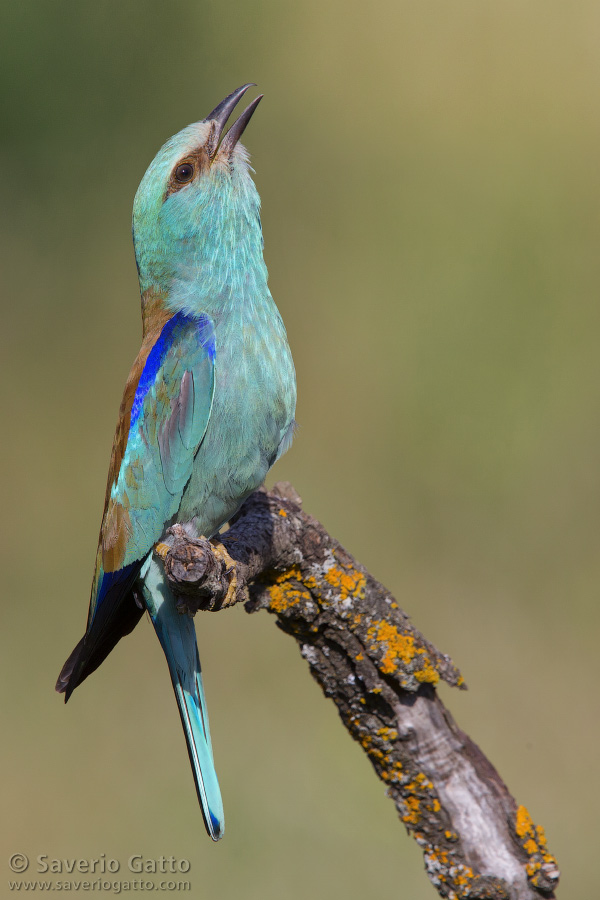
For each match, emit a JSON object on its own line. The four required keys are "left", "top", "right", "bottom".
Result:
{"left": 56, "top": 85, "right": 297, "bottom": 841}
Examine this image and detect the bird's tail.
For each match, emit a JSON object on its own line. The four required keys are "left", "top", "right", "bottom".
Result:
{"left": 139, "top": 556, "right": 224, "bottom": 841}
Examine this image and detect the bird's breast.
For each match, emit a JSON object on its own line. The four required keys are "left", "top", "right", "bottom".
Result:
{"left": 177, "top": 306, "right": 296, "bottom": 535}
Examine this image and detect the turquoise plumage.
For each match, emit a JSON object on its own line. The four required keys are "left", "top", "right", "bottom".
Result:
{"left": 56, "top": 85, "right": 297, "bottom": 841}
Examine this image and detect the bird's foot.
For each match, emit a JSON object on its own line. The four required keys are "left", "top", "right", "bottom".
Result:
{"left": 209, "top": 540, "right": 238, "bottom": 609}
{"left": 154, "top": 527, "right": 242, "bottom": 613}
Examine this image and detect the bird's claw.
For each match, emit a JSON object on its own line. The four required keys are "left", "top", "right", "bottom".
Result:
{"left": 209, "top": 540, "right": 238, "bottom": 608}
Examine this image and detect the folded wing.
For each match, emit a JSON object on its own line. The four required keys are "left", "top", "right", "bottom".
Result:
{"left": 57, "top": 311, "right": 216, "bottom": 699}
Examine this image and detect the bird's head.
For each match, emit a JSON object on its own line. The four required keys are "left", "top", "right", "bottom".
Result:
{"left": 133, "top": 84, "right": 266, "bottom": 308}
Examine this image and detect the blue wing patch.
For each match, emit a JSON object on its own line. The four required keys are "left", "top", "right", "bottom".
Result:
{"left": 130, "top": 313, "right": 215, "bottom": 432}
{"left": 101, "top": 311, "right": 216, "bottom": 575}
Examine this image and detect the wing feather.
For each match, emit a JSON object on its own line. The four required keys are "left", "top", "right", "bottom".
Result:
{"left": 57, "top": 311, "right": 216, "bottom": 698}
{"left": 102, "top": 311, "right": 215, "bottom": 572}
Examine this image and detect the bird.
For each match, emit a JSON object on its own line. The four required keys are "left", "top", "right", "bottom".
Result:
{"left": 55, "top": 84, "right": 297, "bottom": 842}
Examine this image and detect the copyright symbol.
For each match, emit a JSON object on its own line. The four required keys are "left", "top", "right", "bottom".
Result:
{"left": 9, "top": 853, "right": 29, "bottom": 873}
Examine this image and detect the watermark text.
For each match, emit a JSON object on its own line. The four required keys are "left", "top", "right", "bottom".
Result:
{"left": 8, "top": 855, "right": 192, "bottom": 893}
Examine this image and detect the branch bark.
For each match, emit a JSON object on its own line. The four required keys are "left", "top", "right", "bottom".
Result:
{"left": 158, "top": 483, "right": 560, "bottom": 900}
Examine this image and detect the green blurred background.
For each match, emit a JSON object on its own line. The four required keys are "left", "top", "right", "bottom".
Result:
{"left": 2, "top": 1, "right": 598, "bottom": 897}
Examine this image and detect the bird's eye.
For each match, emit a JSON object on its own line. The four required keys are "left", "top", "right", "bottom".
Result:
{"left": 175, "top": 163, "right": 194, "bottom": 183}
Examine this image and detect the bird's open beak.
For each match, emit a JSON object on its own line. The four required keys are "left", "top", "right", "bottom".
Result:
{"left": 204, "top": 84, "right": 263, "bottom": 159}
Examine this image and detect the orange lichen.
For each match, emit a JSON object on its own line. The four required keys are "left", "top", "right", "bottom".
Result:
{"left": 267, "top": 566, "right": 312, "bottom": 613}
{"left": 269, "top": 557, "right": 361, "bottom": 612}
{"left": 414, "top": 663, "right": 440, "bottom": 685}
{"left": 384, "top": 761, "right": 404, "bottom": 783}
{"left": 367, "top": 620, "right": 416, "bottom": 673}
{"left": 365, "top": 620, "right": 441, "bottom": 683}
{"left": 428, "top": 847, "right": 448, "bottom": 865}
{"left": 402, "top": 796, "right": 421, "bottom": 825}
{"left": 424, "top": 847, "right": 475, "bottom": 895}
{"left": 323, "top": 564, "right": 366, "bottom": 600}
{"left": 452, "top": 864, "right": 474, "bottom": 888}
{"left": 278, "top": 509, "right": 288, "bottom": 517}
{"left": 355, "top": 653, "right": 364, "bottom": 662}
{"left": 376, "top": 727, "right": 398, "bottom": 741}
{"left": 515, "top": 804, "right": 559, "bottom": 889}
{"left": 515, "top": 805, "right": 534, "bottom": 839}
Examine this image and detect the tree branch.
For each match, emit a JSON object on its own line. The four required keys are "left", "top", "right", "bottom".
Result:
{"left": 158, "top": 483, "right": 560, "bottom": 900}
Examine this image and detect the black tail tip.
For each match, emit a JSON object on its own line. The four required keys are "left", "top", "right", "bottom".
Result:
{"left": 55, "top": 637, "right": 85, "bottom": 700}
